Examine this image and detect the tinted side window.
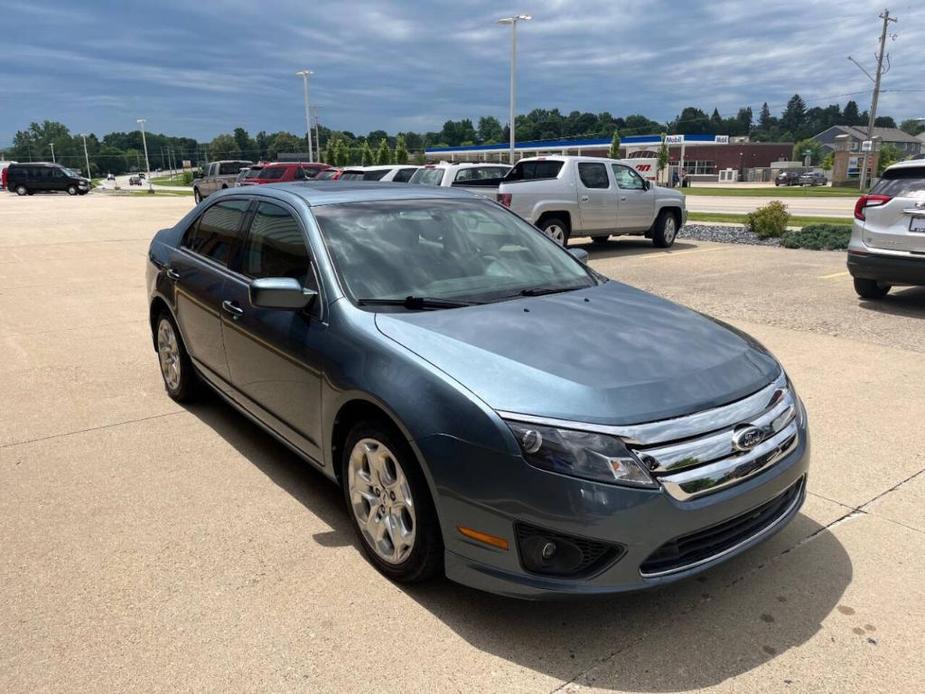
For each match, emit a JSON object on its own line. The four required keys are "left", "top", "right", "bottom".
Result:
{"left": 611, "top": 164, "right": 645, "bottom": 190}
{"left": 241, "top": 203, "right": 316, "bottom": 288}
{"left": 505, "top": 160, "right": 564, "bottom": 180}
{"left": 187, "top": 199, "right": 250, "bottom": 266}
{"left": 578, "top": 163, "right": 609, "bottom": 189}
{"left": 220, "top": 162, "right": 244, "bottom": 175}
{"left": 363, "top": 169, "right": 389, "bottom": 181}
{"left": 392, "top": 168, "right": 416, "bottom": 182}
{"left": 871, "top": 168, "right": 925, "bottom": 197}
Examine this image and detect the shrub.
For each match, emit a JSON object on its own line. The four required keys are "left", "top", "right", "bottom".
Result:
{"left": 781, "top": 224, "right": 851, "bottom": 250}
{"left": 181, "top": 171, "right": 193, "bottom": 186}
{"left": 746, "top": 200, "right": 790, "bottom": 238}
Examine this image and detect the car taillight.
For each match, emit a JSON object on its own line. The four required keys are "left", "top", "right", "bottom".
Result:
{"left": 854, "top": 194, "right": 891, "bottom": 220}
{"left": 497, "top": 193, "right": 512, "bottom": 207}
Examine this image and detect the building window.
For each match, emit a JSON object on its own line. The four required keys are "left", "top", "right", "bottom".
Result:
{"left": 685, "top": 160, "right": 716, "bottom": 175}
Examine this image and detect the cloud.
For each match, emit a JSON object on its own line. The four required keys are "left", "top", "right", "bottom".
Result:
{"left": 1, "top": 0, "right": 923, "bottom": 143}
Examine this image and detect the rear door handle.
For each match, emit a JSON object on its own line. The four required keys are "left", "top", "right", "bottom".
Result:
{"left": 222, "top": 300, "right": 244, "bottom": 318}
{"left": 580, "top": 195, "right": 590, "bottom": 202}
{"left": 165, "top": 267, "right": 181, "bottom": 281}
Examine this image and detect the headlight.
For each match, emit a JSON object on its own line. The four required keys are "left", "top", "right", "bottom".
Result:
{"left": 505, "top": 420, "right": 657, "bottom": 488}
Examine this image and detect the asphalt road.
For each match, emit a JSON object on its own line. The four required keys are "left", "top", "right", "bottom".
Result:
{"left": 1, "top": 194, "right": 923, "bottom": 693}
{"left": 684, "top": 194, "right": 855, "bottom": 218}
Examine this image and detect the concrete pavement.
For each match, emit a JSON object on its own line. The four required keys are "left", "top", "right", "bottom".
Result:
{"left": 1, "top": 194, "right": 923, "bottom": 693}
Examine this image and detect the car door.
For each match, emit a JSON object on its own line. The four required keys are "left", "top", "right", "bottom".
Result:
{"left": 576, "top": 162, "right": 613, "bottom": 232}
{"left": 169, "top": 197, "right": 251, "bottom": 384}
{"left": 220, "top": 200, "right": 325, "bottom": 461}
{"left": 611, "top": 164, "right": 655, "bottom": 231}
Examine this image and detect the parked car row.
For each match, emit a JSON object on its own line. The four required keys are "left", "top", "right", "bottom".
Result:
{"left": 775, "top": 169, "right": 827, "bottom": 186}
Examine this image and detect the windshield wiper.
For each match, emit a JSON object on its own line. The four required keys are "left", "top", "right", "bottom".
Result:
{"left": 355, "top": 296, "right": 480, "bottom": 309}
{"left": 518, "top": 284, "right": 585, "bottom": 297}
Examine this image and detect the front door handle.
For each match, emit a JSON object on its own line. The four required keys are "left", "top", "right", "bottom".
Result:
{"left": 222, "top": 300, "right": 244, "bottom": 319}
{"left": 580, "top": 195, "right": 590, "bottom": 202}
{"left": 620, "top": 196, "right": 627, "bottom": 201}
{"left": 165, "top": 267, "right": 181, "bottom": 281}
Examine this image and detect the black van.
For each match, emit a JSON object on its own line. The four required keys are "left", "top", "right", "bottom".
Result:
{"left": 4, "top": 162, "right": 91, "bottom": 196}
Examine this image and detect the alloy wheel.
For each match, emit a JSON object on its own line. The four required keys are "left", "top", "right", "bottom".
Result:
{"left": 663, "top": 216, "right": 677, "bottom": 244}
{"left": 157, "top": 319, "right": 182, "bottom": 391}
{"left": 546, "top": 224, "right": 566, "bottom": 244}
{"left": 347, "top": 438, "right": 416, "bottom": 564}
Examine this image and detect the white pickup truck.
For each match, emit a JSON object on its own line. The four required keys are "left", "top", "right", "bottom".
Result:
{"left": 409, "top": 162, "right": 511, "bottom": 196}
{"left": 497, "top": 155, "right": 686, "bottom": 247}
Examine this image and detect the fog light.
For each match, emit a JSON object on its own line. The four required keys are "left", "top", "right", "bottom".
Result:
{"left": 516, "top": 523, "right": 624, "bottom": 578}
{"left": 541, "top": 541, "right": 557, "bottom": 560}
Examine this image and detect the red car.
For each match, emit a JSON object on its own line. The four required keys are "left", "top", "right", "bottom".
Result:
{"left": 314, "top": 168, "right": 345, "bottom": 180}
{"left": 242, "top": 162, "right": 330, "bottom": 185}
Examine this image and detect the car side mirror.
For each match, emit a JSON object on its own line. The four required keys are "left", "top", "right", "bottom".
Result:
{"left": 642, "top": 179, "right": 651, "bottom": 190}
{"left": 569, "top": 248, "right": 590, "bottom": 264}
{"left": 249, "top": 277, "right": 317, "bottom": 310}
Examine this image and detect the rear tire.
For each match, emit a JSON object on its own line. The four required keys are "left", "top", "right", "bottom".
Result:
{"left": 538, "top": 217, "right": 570, "bottom": 246}
{"left": 155, "top": 312, "right": 199, "bottom": 402}
{"left": 342, "top": 420, "right": 443, "bottom": 584}
{"left": 853, "top": 277, "right": 891, "bottom": 299}
{"left": 652, "top": 210, "right": 679, "bottom": 248}
{"left": 15, "top": 185, "right": 27, "bottom": 196}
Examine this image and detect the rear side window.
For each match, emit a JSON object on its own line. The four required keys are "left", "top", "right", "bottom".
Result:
{"left": 220, "top": 162, "right": 247, "bottom": 175}
{"left": 340, "top": 171, "right": 365, "bottom": 180}
{"left": 578, "top": 163, "right": 610, "bottom": 189}
{"left": 241, "top": 203, "right": 316, "bottom": 288}
{"left": 409, "top": 168, "right": 445, "bottom": 185}
{"left": 871, "top": 168, "right": 925, "bottom": 197}
{"left": 505, "top": 160, "right": 564, "bottom": 181}
{"left": 258, "top": 167, "right": 287, "bottom": 180}
{"left": 363, "top": 169, "right": 390, "bottom": 181}
{"left": 392, "top": 168, "right": 417, "bottom": 182}
{"left": 185, "top": 199, "right": 250, "bottom": 266}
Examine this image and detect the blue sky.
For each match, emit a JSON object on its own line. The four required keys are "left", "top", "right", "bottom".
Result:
{"left": 1, "top": 0, "right": 924, "bottom": 144}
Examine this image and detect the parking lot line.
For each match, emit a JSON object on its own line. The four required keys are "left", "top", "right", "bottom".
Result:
{"left": 628, "top": 246, "right": 731, "bottom": 262}
{"left": 819, "top": 271, "right": 850, "bottom": 279}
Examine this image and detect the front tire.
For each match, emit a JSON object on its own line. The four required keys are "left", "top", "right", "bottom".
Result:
{"left": 15, "top": 185, "right": 27, "bottom": 196}
{"left": 67, "top": 185, "right": 78, "bottom": 195}
{"left": 652, "top": 210, "right": 679, "bottom": 248}
{"left": 342, "top": 421, "right": 442, "bottom": 584}
{"left": 193, "top": 188, "right": 202, "bottom": 204}
{"left": 155, "top": 312, "right": 198, "bottom": 402}
{"left": 853, "top": 277, "right": 891, "bottom": 299}
{"left": 538, "top": 217, "right": 570, "bottom": 246}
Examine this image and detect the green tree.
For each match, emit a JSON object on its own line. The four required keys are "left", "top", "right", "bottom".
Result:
{"left": 821, "top": 151, "right": 834, "bottom": 171}
{"left": 878, "top": 143, "right": 903, "bottom": 175}
{"left": 233, "top": 127, "right": 254, "bottom": 158}
{"left": 899, "top": 118, "right": 925, "bottom": 136}
{"left": 609, "top": 131, "right": 621, "bottom": 159}
{"left": 781, "top": 94, "right": 807, "bottom": 136}
{"left": 393, "top": 135, "right": 409, "bottom": 164}
{"left": 792, "top": 138, "right": 824, "bottom": 165}
{"left": 477, "top": 116, "right": 504, "bottom": 143}
{"left": 209, "top": 133, "right": 240, "bottom": 160}
{"left": 657, "top": 134, "right": 669, "bottom": 179}
{"left": 758, "top": 102, "right": 773, "bottom": 130}
{"left": 361, "top": 140, "right": 374, "bottom": 165}
{"left": 267, "top": 132, "right": 302, "bottom": 160}
{"left": 843, "top": 100, "right": 861, "bottom": 125}
{"left": 674, "top": 107, "right": 710, "bottom": 134}
{"left": 375, "top": 138, "right": 391, "bottom": 165}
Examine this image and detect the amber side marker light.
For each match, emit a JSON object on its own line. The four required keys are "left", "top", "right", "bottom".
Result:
{"left": 457, "top": 526, "right": 510, "bottom": 550}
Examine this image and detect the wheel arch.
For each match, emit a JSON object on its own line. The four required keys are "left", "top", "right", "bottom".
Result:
{"left": 535, "top": 210, "right": 572, "bottom": 232}
{"left": 148, "top": 295, "right": 173, "bottom": 352}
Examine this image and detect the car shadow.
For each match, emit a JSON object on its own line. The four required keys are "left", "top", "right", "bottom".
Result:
{"left": 858, "top": 286, "right": 925, "bottom": 318}
{"left": 186, "top": 395, "right": 852, "bottom": 692}
{"left": 570, "top": 237, "right": 701, "bottom": 262}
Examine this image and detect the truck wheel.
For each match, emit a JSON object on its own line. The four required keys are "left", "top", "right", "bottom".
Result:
{"left": 193, "top": 188, "right": 202, "bottom": 204}
{"left": 652, "top": 210, "right": 678, "bottom": 248}
{"left": 853, "top": 278, "right": 891, "bottom": 299}
{"left": 538, "top": 217, "right": 569, "bottom": 246}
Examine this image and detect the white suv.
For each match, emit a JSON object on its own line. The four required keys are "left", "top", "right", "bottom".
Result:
{"left": 848, "top": 160, "right": 925, "bottom": 299}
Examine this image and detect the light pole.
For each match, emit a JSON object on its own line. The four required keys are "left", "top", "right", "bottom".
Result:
{"left": 296, "top": 70, "right": 314, "bottom": 161}
{"left": 497, "top": 14, "right": 531, "bottom": 164}
{"left": 50, "top": 142, "right": 56, "bottom": 163}
{"left": 137, "top": 118, "right": 153, "bottom": 193}
{"left": 80, "top": 134, "right": 92, "bottom": 179}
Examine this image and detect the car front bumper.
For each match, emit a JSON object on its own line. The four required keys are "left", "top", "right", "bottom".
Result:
{"left": 416, "top": 422, "right": 809, "bottom": 599}
{"left": 847, "top": 249, "right": 925, "bottom": 287}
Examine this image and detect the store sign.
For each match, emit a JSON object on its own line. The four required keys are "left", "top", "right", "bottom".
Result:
{"left": 847, "top": 155, "right": 861, "bottom": 176}
{"left": 665, "top": 134, "right": 684, "bottom": 144}
{"left": 714, "top": 135, "right": 729, "bottom": 144}
{"left": 861, "top": 140, "right": 872, "bottom": 152}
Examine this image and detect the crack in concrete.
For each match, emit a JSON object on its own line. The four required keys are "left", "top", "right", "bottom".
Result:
{"left": 0, "top": 410, "right": 185, "bottom": 451}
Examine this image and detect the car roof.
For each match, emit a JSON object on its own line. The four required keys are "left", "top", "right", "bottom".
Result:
{"left": 224, "top": 180, "right": 481, "bottom": 206}
{"left": 885, "top": 159, "right": 925, "bottom": 172}
{"left": 425, "top": 162, "right": 510, "bottom": 169}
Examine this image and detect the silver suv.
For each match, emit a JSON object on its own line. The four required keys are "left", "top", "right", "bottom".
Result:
{"left": 848, "top": 160, "right": 925, "bottom": 298}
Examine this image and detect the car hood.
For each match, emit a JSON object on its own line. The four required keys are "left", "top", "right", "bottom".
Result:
{"left": 375, "top": 281, "right": 780, "bottom": 425}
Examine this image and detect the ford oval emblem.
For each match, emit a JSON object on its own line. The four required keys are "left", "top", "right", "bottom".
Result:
{"left": 732, "top": 425, "right": 765, "bottom": 452}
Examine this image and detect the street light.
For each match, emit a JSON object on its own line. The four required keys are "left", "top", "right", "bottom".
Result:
{"left": 80, "top": 134, "right": 91, "bottom": 180}
{"left": 497, "top": 14, "right": 532, "bottom": 164}
{"left": 296, "top": 69, "right": 315, "bottom": 162}
{"left": 137, "top": 118, "right": 153, "bottom": 193}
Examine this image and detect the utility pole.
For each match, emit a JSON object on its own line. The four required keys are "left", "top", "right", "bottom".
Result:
{"left": 497, "top": 15, "right": 532, "bottom": 164}
{"left": 851, "top": 9, "right": 897, "bottom": 190}
{"left": 80, "top": 134, "right": 92, "bottom": 179}
{"left": 137, "top": 119, "right": 153, "bottom": 193}
{"left": 296, "top": 70, "right": 314, "bottom": 161}
{"left": 312, "top": 106, "right": 321, "bottom": 162}
{"left": 50, "top": 142, "right": 56, "bottom": 163}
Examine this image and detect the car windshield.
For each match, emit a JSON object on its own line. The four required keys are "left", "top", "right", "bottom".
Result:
{"left": 313, "top": 199, "right": 596, "bottom": 306}
{"left": 258, "top": 167, "right": 287, "bottom": 180}
{"left": 408, "top": 168, "right": 445, "bottom": 186}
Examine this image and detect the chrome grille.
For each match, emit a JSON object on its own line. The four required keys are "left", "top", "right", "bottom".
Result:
{"left": 629, "top": 372, "right": 800, "bottom": 500}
